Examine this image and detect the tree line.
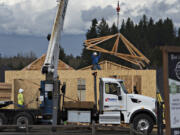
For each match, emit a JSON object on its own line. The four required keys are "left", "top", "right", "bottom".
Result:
{"left": 0, "top": 51, "right": 36, "bottom": 70}
{"left": 1, "top": 15, "right": 180, "bottom": 71}
{"left": 61, "top": 15, "right": 180, "bottom": 69}
{"left": 0, "top": 52, "right": 36, "bottom": 82}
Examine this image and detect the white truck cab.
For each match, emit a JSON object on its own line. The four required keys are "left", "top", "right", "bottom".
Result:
{"left": 99, "top": 78, "right": 156, "bottom": 132}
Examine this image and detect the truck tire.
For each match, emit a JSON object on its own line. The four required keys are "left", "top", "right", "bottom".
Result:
{"left": 132, "top": 113, "right": 154, "bottom": 134}
{"left": 13, "top": 112, "right": 33, "bottom": 131}
{"left": 0, "top": 113, "right": 7, "bottom": 131}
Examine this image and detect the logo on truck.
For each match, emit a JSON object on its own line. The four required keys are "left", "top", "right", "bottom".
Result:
{"left": 105, "top": 98, "right": 117, "bottom": 102}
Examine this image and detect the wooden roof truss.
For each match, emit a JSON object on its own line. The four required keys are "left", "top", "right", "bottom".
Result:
{"left": 84, "top": 33, "right": 150, "bottom": 69}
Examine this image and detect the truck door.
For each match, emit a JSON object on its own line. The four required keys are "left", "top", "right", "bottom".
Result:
{"left": 103, "top": 82, "right": 126, "bottom": 111}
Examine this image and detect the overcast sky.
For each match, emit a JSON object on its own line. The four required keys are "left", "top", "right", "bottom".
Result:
{"left": 0, "top": 0, "right": 180, "bottom": 56}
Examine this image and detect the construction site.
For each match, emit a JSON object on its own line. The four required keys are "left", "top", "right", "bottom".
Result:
{"left": 1, "top": 0, "right": 180, "bottom": 135}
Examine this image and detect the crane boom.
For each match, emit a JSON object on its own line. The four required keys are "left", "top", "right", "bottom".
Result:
{"left": 40, "top": 0, "right": 69, "bottom": 127}
{"left": 42, "top": 0, "right": 68, "bottom": 79}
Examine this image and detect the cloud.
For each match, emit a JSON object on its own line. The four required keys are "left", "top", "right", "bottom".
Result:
{"left": 0, "top": 5, "right": 13, "bottom": 23}
{"left": 0, "top": 0, "right": 94, "bottom": 36}
{"left": 0, "top": 0, "right": 57, "bottom": 36}
{"left": 135, "top": 0, "right": 180, "bottom": 26}
{"left": 0, "top": 0, "right": 180, "bottom": 36}
{"left": 81, "top": 5, "right": 115, "bottom": 22}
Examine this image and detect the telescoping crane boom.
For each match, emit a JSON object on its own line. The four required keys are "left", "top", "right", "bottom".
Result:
{"left": 41, "top": 0, "right": 69, "bottom": 126}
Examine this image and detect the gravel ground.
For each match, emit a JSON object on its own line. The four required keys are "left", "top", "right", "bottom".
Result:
{"left": 0, "top": 126, "right": 160, "bottom": 135}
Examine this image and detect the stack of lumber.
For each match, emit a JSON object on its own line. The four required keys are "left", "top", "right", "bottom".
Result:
{"left": 0, "top": 83, "right": 12, "bottom": 101}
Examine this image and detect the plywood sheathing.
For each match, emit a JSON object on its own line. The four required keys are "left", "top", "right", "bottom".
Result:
{"left": 63, "top": 78, "right": 78, "bottom": 101}
{"left": 6, "top": 70, "right": 156, "bottom": 109}
{"left": 80, "top": 60, "right": 132, "bottom": 70}
{"left": 13, "top": 79, "right": 40, "bottom": 109}
{"left": 134, "top": 75, "right": 142, "bottom": 94}
{"left": 120, "top": 75, "right": 133, "bottom": 93}
{"left": 22, "top": 54, "right": 74, "bottom": 70}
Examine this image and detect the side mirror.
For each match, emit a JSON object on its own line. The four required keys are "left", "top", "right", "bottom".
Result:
{"left": 61, "top": 84, "right": 66, "bottom": 94}
{"left": 118, "top": 95, "right": 122, "bottom": 100}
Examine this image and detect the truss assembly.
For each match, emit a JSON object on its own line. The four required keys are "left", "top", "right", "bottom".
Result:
{"left": 84, "top": 33, "right": 150, "bottom": 69}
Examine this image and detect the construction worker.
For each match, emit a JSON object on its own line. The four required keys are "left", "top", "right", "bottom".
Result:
{"left": 18, "top": 88, "right": 25, "bottom": 108}
{"left": 91, "top": 52, "right": 101, "bottom": 70}
{"left": 133, "top": 86, "right": 139, "bottom": 94}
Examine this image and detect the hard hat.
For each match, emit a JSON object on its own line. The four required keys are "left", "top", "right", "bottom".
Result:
{"left": 19, "top": 88, "right": 24, "bottom": 93}
{"left": 93, "top": 52, "right": 97, "bottom": 55}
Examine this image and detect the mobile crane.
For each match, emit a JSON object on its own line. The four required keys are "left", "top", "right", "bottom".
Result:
{"left": 0, "top": 0, "right": 69, "bottom": 129}
{"left": 0, "top": 0, "right": 157, "bottom": 133}
{"left": 41, "top": 0, "right": 68, "bottom": 126}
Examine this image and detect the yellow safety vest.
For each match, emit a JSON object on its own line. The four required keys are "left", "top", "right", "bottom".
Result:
{"left": 18, "top": 93, "right": 24, "bottom": 105}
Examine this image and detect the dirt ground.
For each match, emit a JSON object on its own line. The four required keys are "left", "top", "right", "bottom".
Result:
{"left": 0, "top": 126, "right": 160, "bottom": 135}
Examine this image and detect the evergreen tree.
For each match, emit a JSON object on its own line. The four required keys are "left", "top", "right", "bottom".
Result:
{"left": 125, "top": 17, "right": 135, "bottom": 38}
{"left": 80, "top": 19, "right": 98, "bottom": 68}
{"left": 86, "top": 19, "right": 98, "bottom": 39}
{"left": 120, "top": 20, "right": 125, "bottom": 34}
{"left": 59, "top": 46, "right": 67, "bottom": 62}
{"left": 155, "top": 19, "right": 164, "bottom": 45}
{"left": 79, "top": 16, "right": 179, "bottom": 69}
{"left": 97, "top": 18, "right": 110, "bottom": 36}
{"left": 110, "top": 23, "right": 118, "bottom": 34}
{"left": 178, "top": 28, "right": 180, "bottom": 38}
{"left": 96, "top": 18, "right": 114, "bottom": 62}
{"left": 163, "top": 18, "right": 175, "bottom": 45}
{"left": 147, "top": 17, "right": 155, "bottom": 46}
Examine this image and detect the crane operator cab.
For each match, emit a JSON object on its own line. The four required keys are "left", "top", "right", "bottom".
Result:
{"left": 39, "top": 80, "right": 61, "bottom": 124}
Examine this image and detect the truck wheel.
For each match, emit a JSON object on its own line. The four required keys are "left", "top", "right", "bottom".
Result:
{"left": 132, "top": 113, "right": 154, "bottom": 133}
{"left": 0, "top": 113, "right": 7, "bottom": 131}
{"left": 14, "top": 112, "right": 33, "bottom": 131}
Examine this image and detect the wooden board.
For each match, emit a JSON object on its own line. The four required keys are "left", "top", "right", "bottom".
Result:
{"left": 84, "top": 33, "right": 150, "bottom": 69}
{"left": 23, "top": 54, "right": 74, "bottom": 70}
{"left": 0, "top": 83, "right": 12, "bottom": 101}
{"left": 119, "top": 75, "right": 133, "bottom": 93}
{"left": 80, "top": 60, "right": 132, "bottom": 70}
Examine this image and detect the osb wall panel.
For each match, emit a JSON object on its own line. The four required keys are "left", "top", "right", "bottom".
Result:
{"left": 107, "top": 63, "right": 120, "bottom": 70}
{"left": 141, "top": 72, "right": 156, "bottom": 98}
{"left": 119, "top": 75, "right": 133, "bottom": 93}
{"left": 5, "top": 71, "right": 45, "bottom": 83}
{"left": 23, "top": 55, "right": 74, "bottom": 70}
{"left": 62, "top": 78, "right": 78, "bottom": 101}
{"left": 134, "top": 75, "right": 142, "bottom": 94}
{"left": 13, "top": 79, "right": 40, "bottom": 109}
{"left": 80, "top": 61, "right": 131, "bottom": 70}
{"left": 6, "top": 70, "right": 156, "bottom": 106}
{"left": 85, "top": 75, "right": 94, "bottom": 102}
